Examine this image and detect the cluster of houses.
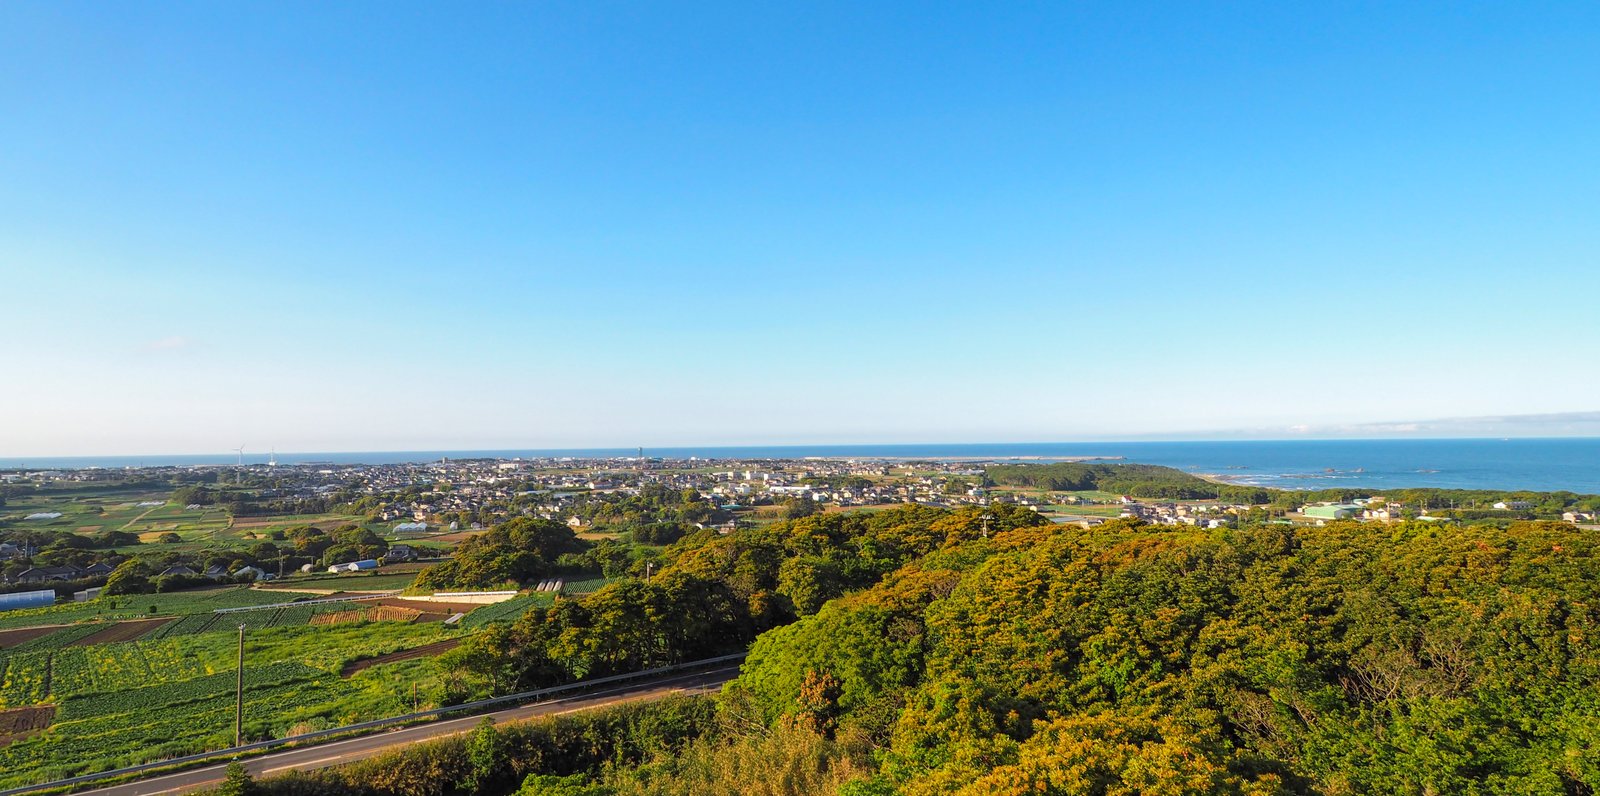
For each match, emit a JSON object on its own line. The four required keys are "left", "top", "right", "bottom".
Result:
{"left": 7, "top": 561, "right": 116, "bottom": 583}
{"left": 0, "top": 541, "right": 38, "bottom": 560}
{"left": 1295, "top": 498, "right": 1598, "bottom": 525}
{"left": 1115, "top": 498, "right": 1241, "bottom": 528}
{"left": 3, "top": 561, "right": 276, "bottom": 584}
{"left": 346, "top": 457, "right": 997, "bottom": 529}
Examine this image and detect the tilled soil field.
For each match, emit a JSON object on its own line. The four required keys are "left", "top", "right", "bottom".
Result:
{"left": 0, "top": 626, "right": 61, "bottom": 649}
{"left": 340, "top": 638, "right": 463, "bottom": 677}
{"left": 66, "top": 617, "right": 173, "bottom": 647}
{"left": 0, "top": 706, "right": 54, "bottom": 747}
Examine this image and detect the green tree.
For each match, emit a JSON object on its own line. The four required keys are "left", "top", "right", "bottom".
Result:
{"left": 102, "top": 559, "right": 152, "bottom": 595}
{"left": 461, "top": 718, "right": 507, "bottom": 793}
{"left": 216, "top": 762, "right": 255, "bottom": 796}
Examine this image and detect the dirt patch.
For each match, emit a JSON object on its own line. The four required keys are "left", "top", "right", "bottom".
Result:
{"left": 67, "top": 618, "right": 173, "bottom": 647}
{"left": 341, "top": 638, "right": 462, "bottom": 677}
{"left": 0, "top": 627, "right": 61, "bottom": 649}
{"left": 371, "top": 597, "right": 480, "bottom": 614}
{"left": 429, "top": 530, "right": 486, "bottom": 544}
{"left": 0, "top": 706, "right": 55, "bottom": 747}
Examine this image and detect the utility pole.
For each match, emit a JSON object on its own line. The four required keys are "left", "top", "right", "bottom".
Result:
{"left": 235, "top": 625, "right": 246, "bottom": 747}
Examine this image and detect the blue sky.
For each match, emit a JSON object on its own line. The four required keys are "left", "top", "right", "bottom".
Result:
{"left": 4, "top": 2, "right": 1599, "bottom": 455}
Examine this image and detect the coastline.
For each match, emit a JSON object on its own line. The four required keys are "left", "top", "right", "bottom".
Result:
{"left": 3, "top": 439, "right": 1597, "bottom": 493}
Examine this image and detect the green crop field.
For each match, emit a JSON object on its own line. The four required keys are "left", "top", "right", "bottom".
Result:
{"left": 145, "top": 599, "right": 412, "bottom": 639}
{"left": 0, "top": 620, "right": 462, "bottom": 788}
{"left": 456, "top": 593, "right": 552, "bottom": 629}
{"left": 3, "top": 489, "right": 234, "bottom": 548}
{"left": 562, "top": 576, "right": 620, "bottom": 595}
{"left": 0, "top": 586, "right": 301, "bottom": 631}
{"left": 2, "top": 493, "right": 170, "bottom": 535}
{"left": 330, "top": 572, "right": 419, "bottom": 591}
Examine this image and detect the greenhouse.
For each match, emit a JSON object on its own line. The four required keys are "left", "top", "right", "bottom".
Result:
{"left": 0, "top": 590, "right": 56, "bottom": 612}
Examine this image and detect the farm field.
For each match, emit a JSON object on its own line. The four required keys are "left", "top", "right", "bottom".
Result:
{"left": 1, "top": 489, "right": 275, "bottom": 552}
{"left": 456, "top": 593, "right": 548, "bottom": 629}
{"left": 1, "top": 490, "right": 176, "bottom": 536}
{"left": 1, "top": 486, "right": 394, "bottom": 552}
{"left": 562, "top": 576, "right": 620, "bottom": 595}
{"left": 68, "top": 618, "right": 172, "bottom": 646}
{"left": 338, "top": 572, "right": 421, "bottom": 591}
{"left": 146, "top": 595, "right": 459, "bottom": 639}
{"left": 227, "top": 512, "right": 365, "bottom": 533}
{"left": 340, "top": 638, "right": 461, "bottom": 676}
{"left": 0, "top": 619, "right": 462, "bottom": 788}
{"left": 0, "top": 586, "right": 290, "bottom": 631}
{"left": 1042, "top": 503, "right": 1124, "bottom": 517}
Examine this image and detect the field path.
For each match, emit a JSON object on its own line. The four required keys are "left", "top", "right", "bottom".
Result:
{"left": 119, "top": 505, "right": 162, "bottom": 532}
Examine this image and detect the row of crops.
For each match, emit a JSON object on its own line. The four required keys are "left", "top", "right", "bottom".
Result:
{"left": 145, "top": 598, "right": 404, "bottom": 640}
{"left": 0, "top": 587, "right": 569, "bottom": 788}
{"left": 455, "top": 593, "right": 551, "bottom": 629}
{"left": 0, "top": 664, "right": 347, "bottom": 788}
{"left": 561, "top": 576, "right": 620, "bottom": 595}
{"left": 59, "top": 661, "right": 324, "bottom": 720}
{"left": 0, "top": 621, "right": 461, "bottom": 788}
{"left": 146, "top": 612, "right": 222, "bottom": 638}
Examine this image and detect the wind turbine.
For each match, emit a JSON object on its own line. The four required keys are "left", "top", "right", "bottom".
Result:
{"left": 233, "top": 445, "right": 245, "bottom": 485}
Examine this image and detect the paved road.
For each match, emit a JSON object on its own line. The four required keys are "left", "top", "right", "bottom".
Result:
{"left": 69, "top": 666, "right": 741, "bottom": 796}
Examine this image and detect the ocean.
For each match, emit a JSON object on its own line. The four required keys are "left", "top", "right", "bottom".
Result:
{"left": 2, "top": 438, "right": 1597, "bottom": 493}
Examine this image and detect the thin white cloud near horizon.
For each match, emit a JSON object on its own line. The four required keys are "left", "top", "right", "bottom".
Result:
{"left": 1217, "top": 411, "right": 1600, "bottom": 440}
{"left": 140, "top": 336, "right": 191, "bottom": 352}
